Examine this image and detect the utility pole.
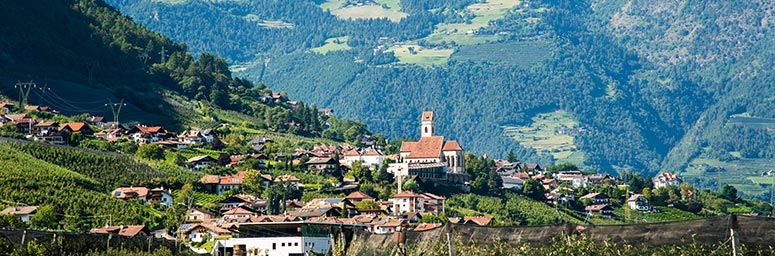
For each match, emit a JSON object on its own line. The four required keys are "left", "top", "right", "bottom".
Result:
{"left": 105, "top": 99, "right": 126, "bottom": 124}
{"left": 14, "top": 81, "right": 36, "bottom": 109}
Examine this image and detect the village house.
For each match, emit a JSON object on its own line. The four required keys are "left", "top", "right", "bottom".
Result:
{"left": 579, "top": 192, "right": 610, "bottom": 205}
{"left": 188, "top": 155, "right": 217, "bottom": 171}
{"left": 342, "top": 148, "right": 385, "bottom": 169}
{"left": 318, "top": 108, "right": 333, "bottom": 116}
{"left": 305, "top": 157, "right": 338, "bottom": 171}
{"left": 60, "top": 122, "right": 94, "bottom": 135}
{"left": 413, "top": 222, "right": 443, "bottom": 232}
{"left": 154, "top": 140, "right": 192, "bottom": 149}
{"left": 200, "top": 172, "right": 246, "bottom": 196}
{"left": 183, "top": 224, "right": 232, "bottom": 243}
{"left": 557, "top": 171, "right": 586, "bottom": 188}
{"left": 31, "top": 121, "right": 59, "bottom": 136}
{"left": 95, "top": 127, "right": 127, "bottom": 141}
{"left": 111, "top": 186, "right": 173, "bottom": 208}
{"left": 0, "top": 206, "right": 38, "bottom": 222}
{"left": 186, "top": 208, "right": 214, "bottom": 223}
{"left": 0, "top": 101, "right": 15, "bottom": 113}
{"left": 370, "top": 219, "right": 406, "bottom": 234}
{"left": 653, "top": 172, "right": 681, "bottom": 189}
{"left": 585, "top": 173, "right": 615, "bottom": 186}
{"left": 273, "top": 174, "right": 301, "bottom": 188}
{"left": 390, "top": 191, "right": 445, "bottom": 215}
{"left": 221, "top": 207, "right": 255, "bottom": 224}
{"left": 86, "top": 116, "right": 105, "bottom": 126}
{"left": 584, "top": 204, "right": 613, "bottom": 218}
{"left": 627, "top": 194, "right": 653, "bottom": 211}
{"left": 460, "top": 216, "right": 494, "bottom": 226}
{"left": 90, "top": 225, "right": 149, "bottom": 237}
{"left": 345, "top": 191, "right": 375, "bottom": 204}
{"left": 220, "top": 194, "right": 267, "bottom": 214}
{"left": 521, "top": 163, "right": 545, "bottom": 175}
{"left": 502, "top": 176, "right": 524, "bottom": 190}
{"left": 178, "top": 129, "right": 219, "bottom": 144}
{"left": 127, "top": 124, "right": 170, "bottom": 144}
{"left": 24, "top": 105, "right": 52, "bottom": 113}
{"left": 9, "top": 115, "right": 36, "bottom": 134}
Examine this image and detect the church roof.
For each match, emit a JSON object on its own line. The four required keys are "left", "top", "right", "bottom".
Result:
{"left": 442, "top": 140, "right": 463, "bottom": 151}
{"left": 406, "top": 136, "right": 444, "bottom": 159}
{"left": 400, "top": 141, "right": 417, "bottom": 152}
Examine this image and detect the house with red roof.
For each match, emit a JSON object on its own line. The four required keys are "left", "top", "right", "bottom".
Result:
{"left": 90, "top": 225, "right": 149, "bottom": 237}
{"left": 345, "top": 191, "right": 375, "bottom": 204}
{"left": 200, "top": 172, "right": 247, "bottom": 195}
{"left": 60, "top": 122, "right": 94, "bottom": 135}
{"left": 127, "top": 124, "right": 170, "bottom": 143}
{"left": 653, "top": 172, "right": 681, "bottom": 189}
{"left": 111, "top": 186, "right": 173, "bottom": 208}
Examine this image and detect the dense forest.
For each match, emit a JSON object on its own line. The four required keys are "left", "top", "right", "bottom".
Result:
{"left": 104, "top": 0, "right": 775, "bottom": 183}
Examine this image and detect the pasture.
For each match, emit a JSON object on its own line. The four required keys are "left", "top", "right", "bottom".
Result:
{"left": 388, "top": 44, "right": 454, "bottom": 66}
{"left": 311, "top": 36, "right": 352, "bottom": 54}
{"left": 503, "top": 110, "right": 585, "bottom": 166}
{"left": 319, "top": 0, "right": 408, "bottom": 22}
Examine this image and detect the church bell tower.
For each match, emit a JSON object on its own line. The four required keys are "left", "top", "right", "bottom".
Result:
{"left": 421, "top": 111, "right": 434, "bottom": 137}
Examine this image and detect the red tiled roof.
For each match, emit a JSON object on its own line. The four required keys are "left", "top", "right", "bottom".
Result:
{"left": 421, "top": 193, "right": 445, "bottom": 200}
{"left": 393, "top": 191, "right": 422, "bottom": 198}
{"left": 364, "top": 148, "right": 383, "bottom": 156}
{"left": 119, "top": 225, "right": 146, "bottom": 236}
{"left": 343, "top": 149, "right": 360, "bottom": 156}
{"left": 112, "top": 187, "right": 149, "bottom": 199}
{"left": 414, "top": 223, "right": 442, "bottom": 232}
{"left": 406, "top": 136, "right": 444, "bottom": 159}
{"left": 62, "top": 122, "right": 89, "bottom": 132}
{"left": 400, "top": 141, "right": 417, "bottom": 152}
{"left": 463, "top": 216, "right": 493, "bottom": 226}
{"left": 223, "top": 207, "right": 253, "bottom": 216}
{"left": 220, "top": 175, "right": 243, "bottom": 185}
{"left": 275, "top": 174, "right": 300, "bottom": 182}
{"left": 441, "top": 140, "right": 463, "bottom": 151}
{"left": 345, "top": 191, "right": 375, "bottom": 200}
{"left": 87, "top": 116, "right": 104, "bottom": 122}
{"left": 584, "top": 204, "right": 610, "bottom": 211}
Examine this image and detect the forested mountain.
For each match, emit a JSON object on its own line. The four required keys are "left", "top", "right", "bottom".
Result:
{"left": 101, "top": 0, "right": 775, "bottom": 199}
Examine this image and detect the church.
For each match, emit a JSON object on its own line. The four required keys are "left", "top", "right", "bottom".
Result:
{"left": 388, "top": 112, "right": 467, "bottom": 184}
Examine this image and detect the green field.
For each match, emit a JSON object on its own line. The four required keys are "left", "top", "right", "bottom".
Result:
{"left": 728, "top": 114, "right": 775, "bottom": 129}
{"left": 503, "top": 110, "right": 585, "bottom": 166}
{"left": 682, "top": 155, "right": 775, "bottom": 197}
{"left": 422, "top": 0, "right": 522, "bottom": 45}
{"left": 388, "top": 44, "right": 454, "bottom": 66}
{"left": 311, "top": 36, "right": 352, "bottom": 54}
{"left": 450, "top": 41, "right": 552, "bottom": 67}
{"left": 319, "top": 0, "right": 408, "bottom": 22}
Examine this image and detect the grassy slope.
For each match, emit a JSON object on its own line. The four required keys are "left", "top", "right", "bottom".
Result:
{"left": 503, "top": 110, "right": 585, "bottom": 167}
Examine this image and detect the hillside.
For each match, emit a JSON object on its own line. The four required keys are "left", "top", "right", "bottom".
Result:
{"left": 0, "top": 141, "right": 161, "bottom": 231}
{"left": 104, "top": 0, "right": 775, "bottom": 199}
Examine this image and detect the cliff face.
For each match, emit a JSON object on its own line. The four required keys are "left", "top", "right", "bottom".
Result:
{"left": 347, "top": 216, "right": 775, "bottom": 255}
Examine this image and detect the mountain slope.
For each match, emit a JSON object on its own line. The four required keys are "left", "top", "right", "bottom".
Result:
{"left": 104, "top": 0, "right": 775, "bottom": 197}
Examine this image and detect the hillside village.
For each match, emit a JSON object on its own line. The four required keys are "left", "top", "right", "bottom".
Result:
{"left": 3, "top": 96, "right": 747, "bottom": 255}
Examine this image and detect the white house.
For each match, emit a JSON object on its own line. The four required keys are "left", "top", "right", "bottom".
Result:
{"left": 211, "top": 222, "right": 366, "bottom": 256}
{"left": 0, "top": 206, "right": 38, "bottom": 222}
{"left": 653, "top": 172, "right": 681, "bottom": 189}
{"left": 502, "top": 176, "right": 524, "bottom": 190}
{"left": 557, "top": 171, "right": 586, "bottom": 188}
{"left": 183, "top": 224, "right": 232, "bottom": 243}
{"left": 188, "top": 155, "right": 217, "bottom": 172}
{"left": 627, "top": 194, "right": 653, "bottom": 211}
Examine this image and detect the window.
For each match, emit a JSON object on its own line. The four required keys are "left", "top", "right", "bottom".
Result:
{"left": 273, "top": 243, "right": 276, "bottom": 250}
{"left": 294, "top": 242, "right": 298, "bottom": 246}
{"left": 282, "top": 243, "right": 285, "bottom": 247}
{"left": 113, "top": 191, "right": 121, "bottom": 196}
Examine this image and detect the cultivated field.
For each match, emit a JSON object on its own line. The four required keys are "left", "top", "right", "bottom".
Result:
{"left": 423, "top": 0, "right": 522, "bottom": 45}
{"left": 388, "top": 44, "right": 454, "bottom": 66}
{"left": 320, "top": 0, "right": 408, "bottom": 22}
{"left": 503, "top": 110, "right": 585, "bottom": 166}
{"left": 450, "top": 41, "right": 552, "bottom": 67}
